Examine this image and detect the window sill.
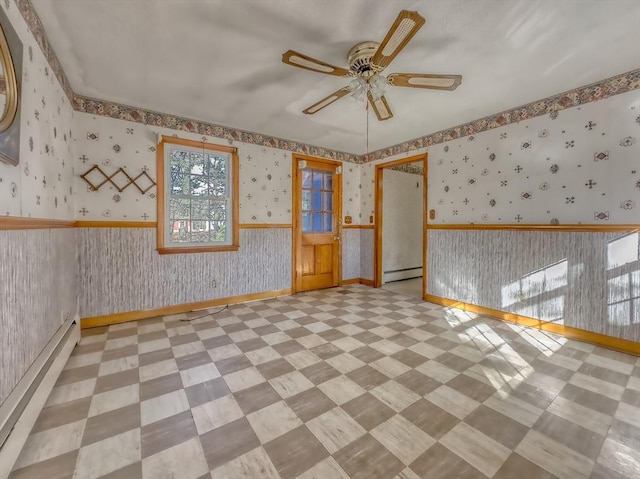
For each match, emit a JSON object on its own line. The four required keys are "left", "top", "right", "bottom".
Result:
{"left": 157, "top": 245, "right": 239, "bottom": 255}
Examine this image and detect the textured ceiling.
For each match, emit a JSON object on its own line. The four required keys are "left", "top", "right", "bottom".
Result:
{"left": 31, "top": 0, "right": 640, "bottom": 154}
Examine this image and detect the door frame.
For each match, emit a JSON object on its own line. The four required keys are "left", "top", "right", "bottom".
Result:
{"left": 374, "top": 153, "right": 428, "bottom": 299}
{"left": 292, "top": 153, "right": 343, "bottom": 294}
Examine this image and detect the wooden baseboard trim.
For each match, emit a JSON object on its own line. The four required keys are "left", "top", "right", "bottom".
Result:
{"left": 76, "top": 221, "right": 157, "bottom": 228}
{"left": 424, "top": 294, "right": 640, "bottom": 356}
{"left": 0, "top": 216, "right": 76, "bottom": 230}
{"left": 426, "top": 224, "right": 640, "bottom": 232}
{"left": 81, "top": 288, "right": 293, "bottom": 329}
{"left": 342, "top": 278, "right": 375, "bottom": 286}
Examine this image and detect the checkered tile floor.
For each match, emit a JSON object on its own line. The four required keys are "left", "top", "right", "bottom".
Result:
{"left": 9, "top": 285, "right": 640, "bottom": 479}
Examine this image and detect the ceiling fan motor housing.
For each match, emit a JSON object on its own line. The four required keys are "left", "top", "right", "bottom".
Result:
{"left": 347, "top": 41, "right": 381, "bottom": 78}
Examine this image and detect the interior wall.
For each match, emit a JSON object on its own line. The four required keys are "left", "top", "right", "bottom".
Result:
{"left": 0, "top": 1, "right": 76, "bottom": 405}
{"left": 73, "top": 112, "right": 362, "bottom": 317}
{"left": 382, "top": 168, "right": 423, "bottom": 283}
{"left": 366, "top": 88, "right": 640, "bottom": 340}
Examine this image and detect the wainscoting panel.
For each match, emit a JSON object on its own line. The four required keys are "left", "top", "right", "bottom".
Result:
{"left": 78, "top": 227, "right": 292, "bottom": 318}
{"left": 427, "top": 229, "right": 640, "bottom": 342}
{"left": 0, "top": 229, "right": 77, "bottom": 405}
{"left": 342, "top": 228, "right": 360, "bottom": 281}
{"left": 360, "top": 228, "right": 374, "bottom": 281}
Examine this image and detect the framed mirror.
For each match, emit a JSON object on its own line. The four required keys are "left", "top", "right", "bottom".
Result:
{"left": 0, "top": 6, "right": 21, "bottom": 166}
{"left": 0, "top": 22, "right": 17, "bottom": 133}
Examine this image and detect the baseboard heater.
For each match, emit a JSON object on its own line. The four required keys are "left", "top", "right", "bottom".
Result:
{"left": 0, "top": 316, "right": 80, "bottom": 479}
{"left": 383, "top": 266, "right": 423, "bottom": 283}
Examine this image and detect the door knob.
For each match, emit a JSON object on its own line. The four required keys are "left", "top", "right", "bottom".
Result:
{"left": 333, "top": 236, "right": 340, "bottom": 241}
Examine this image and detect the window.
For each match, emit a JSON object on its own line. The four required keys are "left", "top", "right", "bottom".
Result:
{"left": 157, "top": 136, "right": 239, "bottom": 254}
{"left": 301, "top": 168, "right": 334, "bottom": 233}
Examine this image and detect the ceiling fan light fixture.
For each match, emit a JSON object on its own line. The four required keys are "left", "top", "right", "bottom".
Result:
{"left": 348, "top": 74, "right": 388, "bottom": 102}
{"left": 348, "top": 77, "right": 368, "bottom": 102}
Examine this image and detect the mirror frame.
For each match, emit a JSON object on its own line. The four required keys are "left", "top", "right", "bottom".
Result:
{"left": 0, "top": 22, "right": 17, "bottom": 133}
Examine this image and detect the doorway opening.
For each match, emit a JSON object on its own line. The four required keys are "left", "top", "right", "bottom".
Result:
{"left": 374, "top": 153, "right": 427, "bottom": 299}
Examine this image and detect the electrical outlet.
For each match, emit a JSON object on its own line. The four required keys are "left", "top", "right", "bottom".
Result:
{"left": 211, "top": 280, "right": 217, "bottom": 289}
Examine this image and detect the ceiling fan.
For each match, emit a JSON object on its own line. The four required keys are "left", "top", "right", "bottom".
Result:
{"left": 282, "top": 10, "right": 462, "bottom": 121}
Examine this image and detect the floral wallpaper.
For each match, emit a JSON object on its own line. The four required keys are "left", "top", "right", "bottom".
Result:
{"left": 74, "top": 112, "right": 357, "bottom": 224}
{"left": 362, "top": 89, "right": 640, "bottom": 225}
{"left": 366, "top": 69, "right": 640, "bottom": 162}
{"left": 0, "top": 0, "right": 74, "bottom": 219}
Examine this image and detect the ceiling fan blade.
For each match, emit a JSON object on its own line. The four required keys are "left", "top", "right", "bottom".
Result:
{"left": 387, "top": 73, "right": 462, "bottom": 90}
{"left": 282, "top": 50, "right": 350, "bottom": 77}
{"left": 370, "top": 10, "right": 426, "bottom": 72}
{"left": 303, "top": 87, "right": 351, "bottom": 115}
{"left": 368, "top": 92, "right": 393, "bottom": 121}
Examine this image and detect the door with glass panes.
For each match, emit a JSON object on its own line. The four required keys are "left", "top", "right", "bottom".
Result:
{"left": 294, "top": 156, "right": 341, "bottom": 292}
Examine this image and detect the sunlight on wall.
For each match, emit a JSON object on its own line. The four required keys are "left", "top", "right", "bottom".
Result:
{"left": 501, "top": 259, "right": 568, "bottom": 323}
{"left": 607, "top": 233, "right": 640, "bottom": 326}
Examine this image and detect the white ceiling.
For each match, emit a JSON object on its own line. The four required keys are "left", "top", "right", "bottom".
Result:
{"left": 31, "top": 0, "right": 640, "bottom": 155}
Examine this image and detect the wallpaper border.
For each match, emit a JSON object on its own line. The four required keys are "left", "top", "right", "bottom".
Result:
{"left": 14, "top": 0, "right": 640, "bottom": 167}
{"left": 365, "top": 69, "right": 640, "bottom": 161}
{"left": 72, "top": 94, "right": 361, "bottom": 163}
{"left": 13, "top": 0, "right": 73, "bottom": 100}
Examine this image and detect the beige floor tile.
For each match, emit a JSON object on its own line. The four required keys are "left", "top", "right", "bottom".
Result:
{"left": 223, "top": 366, "right": 266, "bottom": 392}
{"left": 318, "top": 375, "right": 366, "bottom": 405}
{"left": 179, "top": 363, "right": 220, "bottom": 387}
{"left": 370, "top": 356, "right": 411, "bottom": 378}
{"left": 547, "top": 395, "right": 613, "bottom": 436}
{"left": 247, "top": 401, "right": 302, "bottom": 443}
{"left": 297, "top": 457, "right": 349, "bottom": 479}
{"left": 139, "top": 358, "right": 178, "bottom": 383}
{"left": 596, "top": 437, "right": 640, "bottom": 479}
{"left": 306, "top": 407, "right": 366, "bottom": 453}
{"left": 370, "top": 339, "right": 405, "bottom": 355}
{"left": 208, "top": 343, "right": 242, "bottom": 361}
{"left": 13, "top": 419, "right": 85, "bottom": 469}
{"left": 172, "top": 340, "right": 206, "bottom": 358}
{"left": 141, "top": 389, "right": 189, "bottom": 426}
{"left": 285, "top": 350, "right": 322, "bottom": 369}
{"left": 371, "top": 414, "right": 436, "bottom": 465}
{"left": 138, "top": 338, "right": 171, "bottom": 355}
{"left": 142, "top": 437, "right": 208, "bottom": 479}
{"left": 245, "top": 346, "right": 281, "bottom": 365}
{"left": 88, "top": 383, "right": 139, "bottom": 417}
{"left": 73, "top": 428, "right": 141, "bottom": 479}
{"left": 192, "top": 394, "right": 244, "bottom": 434}
{"left": 425, "top": 385, "right": 480, "bottom": 419}
{"left": 332, "top": 336, "right": 365, "bottom": 352}
{"left": 270, "top": 371, "right": 315, "bottom": 399}
{"left": 370, "top": 381, "right": 421, "bottom": 412}
{"left": 615, "top": 401, "right": 640, "bottom": 429}
{"left": 98, "top": 355, "right": 139, "bottom": 377}
{"left": 440, "top": 422, "right": 511, "bottom": 477}
{"left": 415, "top": 360, "right": 459, "bottom": 383}
{"left": 45, "top": 378, "right": 97, "bottom": 407}
{"left": 325, "top": 353, "right": 366, "bottom": 374}
{"left": 569, "top": 373, "right": 625, "bottom": 401}
{"left": 516, "top": 429, "right": 594, "bottom": 479}
{"left": 484, "top": 391, "right": 544, "bottom": 427}
{"left": 211, "top": 446, "right": 280, "bottom": 479}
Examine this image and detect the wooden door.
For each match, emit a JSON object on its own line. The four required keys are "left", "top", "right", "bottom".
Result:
{"left": 294, "top": 156, "right": 341, "bottom": 292}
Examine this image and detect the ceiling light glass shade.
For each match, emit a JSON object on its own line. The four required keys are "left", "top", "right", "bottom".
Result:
{"left": 348, "top": 77, "right": 368, "bottom": 102}
{"left": 348, "top": 74, "right": 388, "bottom": 102}
{"left": 369, "top": 74, "right": 388, "bottom": 101}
